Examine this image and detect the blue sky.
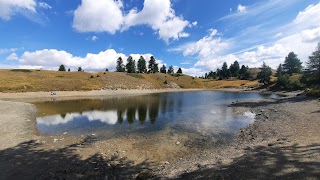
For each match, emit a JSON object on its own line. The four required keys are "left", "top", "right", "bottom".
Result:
{"left": 0, "top": 0, "right": 320, "bottom": 76}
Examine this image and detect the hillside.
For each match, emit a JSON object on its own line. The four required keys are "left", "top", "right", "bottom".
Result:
{"left": 0, "top": 69, "right": 259, "bottom": 92}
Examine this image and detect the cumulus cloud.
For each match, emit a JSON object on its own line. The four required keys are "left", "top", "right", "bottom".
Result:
{"left": 237, "top": 4, "right": 247, "bottom": 13}
{"left": 73, "top": 0, "right": 192, "bottom": 42}
{"left": 0, "top": 0, "right": 37, "bottom": 20}
{"left": 73, "top": 0, "right": 123, "bottom": 34}
{"left": 19, "top": 49, "right": 126, "bottom": 71}
{"left": 18, "top": 48, "right": 162, "bottom": 72}
{"left": 294, "top": 3, "right": 320, "bottom": 28}
{"left": 6, "top": 53, "right": 18, "bottom": 60}
{"left": 173, "top": 29, "right": 228, "bottom": 58}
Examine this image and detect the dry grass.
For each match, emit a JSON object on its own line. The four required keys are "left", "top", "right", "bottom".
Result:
{"left": 0, "top": 69, "right": 259, "bottom": 92}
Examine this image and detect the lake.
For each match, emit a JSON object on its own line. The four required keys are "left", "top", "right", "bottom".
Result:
{"left": 34, "top": 91, "right": 279, "bottom": 145}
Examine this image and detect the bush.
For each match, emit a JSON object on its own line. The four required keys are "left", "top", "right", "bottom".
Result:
{"left": 90, "top": 75, "right": 94, "bottom": 78}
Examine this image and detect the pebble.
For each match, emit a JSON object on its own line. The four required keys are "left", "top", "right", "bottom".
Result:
{"left": 176, "top": 141, "right": 181, "bottom": 145}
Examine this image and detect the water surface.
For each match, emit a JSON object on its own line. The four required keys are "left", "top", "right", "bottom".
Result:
{"left": 34, "top": 91, "right": 278, "bottom": 144}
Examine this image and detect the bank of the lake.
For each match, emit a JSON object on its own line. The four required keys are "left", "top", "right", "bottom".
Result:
{"left": 0, "top": 89, "right": 319, "bottom": 179}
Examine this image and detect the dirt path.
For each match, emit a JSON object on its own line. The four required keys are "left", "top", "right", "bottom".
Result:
{"left": 0, "top": 100, "right": 37, "bottom": 150}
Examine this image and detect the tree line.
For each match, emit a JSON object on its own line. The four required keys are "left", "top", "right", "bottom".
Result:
{"left": 203, "top": 61, "right": 252, "bottom": 80}
{"left": 116, "top": 55, "right": 182, "bottom": 74}
{"left": 202, "top": 42, "right": 320, "bottom": 90}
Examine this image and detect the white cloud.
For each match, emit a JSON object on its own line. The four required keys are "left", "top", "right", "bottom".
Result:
{"left": 0, "top": 48, "right": 18, "bottom": 54}
{"left": 19, "top": 49, "right": 127, "bottom": 71}
{"left": 91, "top": 35, "right": 98, "bottom": 41}
{"left": 237, "top": 4, "right": 247, "bottom": 13}
{"left": 73, "top": 0, "right": 192, "bottom": 42}
{"left": 6, "top": 53, "right": 18, "bottom": 60}
{"left": 181, "top": 67, "right": 205, "bottom": 77}
{"left": 38, "top": 2, "right": 51, "bottom": 9}
{"left": 0, "top": 0, "right": 37, "bottom": 20}
{"left": 18, "top": 49, "right": 164, "bottom": 72}
{"left": 294, "top": 3, "right": 320, "bottom": 28}
{"left": 175, "top": 29, "right": 228, "bottom": 58}
{"left": 73, "top": 0, "right": 123, "bottom": 34}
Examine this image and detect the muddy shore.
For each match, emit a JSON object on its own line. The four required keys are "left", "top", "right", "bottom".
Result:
{"left": 0, "top": 90, "right": 319, "bottom": 179}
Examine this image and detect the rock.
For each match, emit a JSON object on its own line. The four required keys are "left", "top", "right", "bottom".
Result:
{"left": 176, "top": 141, "right": 181, "bottom": 145}
{"left": 63, "top": 132, "right": 68, "bottom": 135}
{"left": 91, "top": 133, "right": 96, "bottom": 136}
{"left": 53, "top": 138, "right": 58, "bottom": 143}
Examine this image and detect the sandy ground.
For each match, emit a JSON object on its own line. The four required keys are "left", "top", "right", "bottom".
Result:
{"left": 0, "top": 89, "right": 203, "bottom": 102}
{"left": 0, "top": 90, "right": 319, "bottom": 179}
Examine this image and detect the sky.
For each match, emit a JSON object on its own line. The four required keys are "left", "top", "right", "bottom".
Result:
{"left": 0, "top": 0, "right": 320, "bottom": 76}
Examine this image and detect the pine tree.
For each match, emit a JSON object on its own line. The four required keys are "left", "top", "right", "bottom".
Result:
{"left": 176, "top": 68, "right": 183, "bottom": 74}
{"left": 126, "top": 56, "right": 136, "bottom": 73}
{"left": 167, "top": 65, "right": 174, "bottom": 74}
{"left": 276, "top": 64, "right": 283, "bottom": 77}
{"left": 283, "top": 52, "right": 302, "bottom": 75}
{"left": 221, "top": 62, "right": 229, "bottom": 78}
{"left": 137, "top": 56, "right": 147, "bottom": 73}
{"left": 160, "top": 64, "right": 167, "bottom": 73}
{"left": 58, "top": 64, "right": 66, "bottom": 71}
{"left": 116, "top": 57, "right": 125, "bottom": 72}
{"left": 148, "top": 56, "right": 158, "bottom": 73}
{"left": 229, "top": 61, "right": 240, "bottom": 77}
{"left": 306, "top": 43, "right": 320, "bottom": 83}
{"left": 257, "top": 62, "right": 272, "bottom": 85}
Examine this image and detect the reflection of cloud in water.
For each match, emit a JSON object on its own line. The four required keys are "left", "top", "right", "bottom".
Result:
{"left": 37, "top": 111, "right": 118, "bottom": 125}
{"left": 177, "top": 108, "right": 254, "bottom": 139}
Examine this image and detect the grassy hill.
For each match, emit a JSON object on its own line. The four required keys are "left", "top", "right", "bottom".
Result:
{"left": 0, "top": 69, "right": 259, "bottom": 92}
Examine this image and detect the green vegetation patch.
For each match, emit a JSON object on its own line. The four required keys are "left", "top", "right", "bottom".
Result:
{"left": 10, "top": 69, "right": 32, "bottom": 73}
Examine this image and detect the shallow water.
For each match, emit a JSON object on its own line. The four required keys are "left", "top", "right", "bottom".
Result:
{"left": 34, "top": 91, "right": 279, "bottom": 144}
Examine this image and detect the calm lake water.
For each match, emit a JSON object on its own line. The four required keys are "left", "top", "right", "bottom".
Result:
{"left": 34, "top": 91, "right": 279, "bottom": 142}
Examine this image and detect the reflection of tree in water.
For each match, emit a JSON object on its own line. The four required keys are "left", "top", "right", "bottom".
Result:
{"left": 117, "top": 110, "right": 124, "bottom": 124}
{"left": 138, "top": 105, "right": 147, "bottom": 124}
{"left": 148, "top": 101, "right": 159, "bottom": 124}
{"left": 126, "top": 108, "right": 136, "bottom": 124}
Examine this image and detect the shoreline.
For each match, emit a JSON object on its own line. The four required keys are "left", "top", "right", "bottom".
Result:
{"left": 0, "top": 89, "right": 319, "bottom": 179}
{"left": 0, "top": 88, "right": 205, "bottom": 102}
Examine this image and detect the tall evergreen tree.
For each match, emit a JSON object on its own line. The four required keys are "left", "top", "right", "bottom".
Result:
{"left": 167, "top": 65, "right": 174, "bottom": 74}
{"left": 116, "top": 57, "right": 125, "bottom": 72}
{"left": 229, "top": 61, "right": 240, "bottom": 77}
{"left": 221, "top": 62, "right": 229, "bottom": 78}
{"left": 257, "top": 62, "right": 273, "bottom": 85}
{"left": 126, "top": 56, "right": 136, "bottom": 73}
{"left": 306, "top": 43, "right": 320, "bottom": 83}
{"left": 160, "top": 64, "right": 167, "bottom": 73}
{"left": 276, "top": 64, "right": 283, "bottom": 77}
{"left": 137, "top": 56, "right": 147, "bottom": 73}
{"left": 283, "top": 52, "right": 302, "bottom": 75}
{"left": 58, "top": 64, "right": 66, "bottom": 71}
{"left": 176, "top": 67, "right": 183, "bottom": 74}
{"left": 148, "top": 56, "right": 158, "bottom": 73}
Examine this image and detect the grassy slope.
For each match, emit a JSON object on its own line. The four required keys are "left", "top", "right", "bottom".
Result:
{"left": 0, "top": 69, "right": 259, "bottom": 92}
